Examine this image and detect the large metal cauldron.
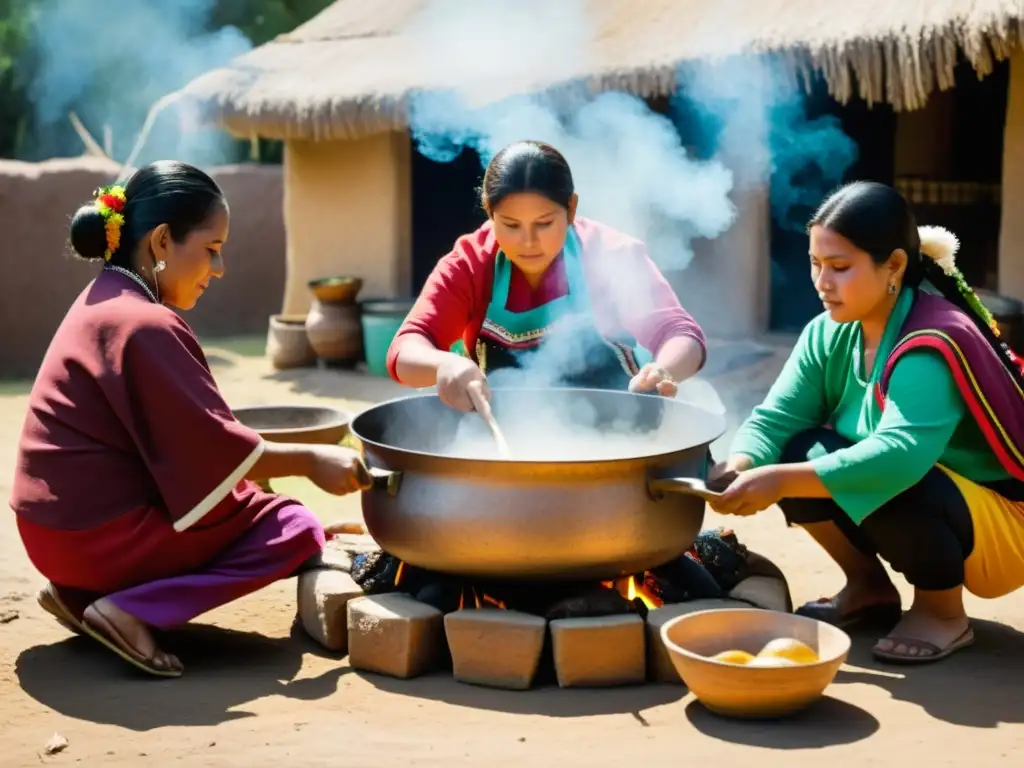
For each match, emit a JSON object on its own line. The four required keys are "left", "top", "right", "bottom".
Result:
{"left": 350, "top": 388, "right": 726, "bottom": 581}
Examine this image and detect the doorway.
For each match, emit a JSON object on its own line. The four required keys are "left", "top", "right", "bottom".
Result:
{"left": 410, "top": 144, "right": 488, "bottom": 294}
{"left": 767, "top": 80, "right": 898, "bottom": 332}
{"left": 893, "top": 58, "right": 1009, "bottom": 289}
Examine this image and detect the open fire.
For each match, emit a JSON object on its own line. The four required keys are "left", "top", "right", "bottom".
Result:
{"left": 307, "top": 526, "right": 793, "bottom": 691}
{"left": 353, "top": 527, "right": 750, "bottom": 622}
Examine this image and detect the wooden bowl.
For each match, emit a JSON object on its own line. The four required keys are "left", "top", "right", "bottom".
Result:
{"left": 660, "top": 608, "right": 850, "bottom": 719}
{"left": 232, "top": 405, "right": 352, "bottom": 445}
{"left": 308, "top": 276, "right": 363, "bottom": 304}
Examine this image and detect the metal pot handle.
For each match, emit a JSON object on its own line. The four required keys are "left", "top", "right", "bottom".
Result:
{"left": 648, "top": 476, "right": 722, "bottom": 502}
{"left": 360, "top": 461, "right": 403, "bottom": 498}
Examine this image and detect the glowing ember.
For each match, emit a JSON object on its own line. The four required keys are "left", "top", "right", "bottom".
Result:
{"left": 472, "top": 589, "right": 507, "bottom": 610}
{"left": 602, "top": 575, "right": 662, "bottom": 610}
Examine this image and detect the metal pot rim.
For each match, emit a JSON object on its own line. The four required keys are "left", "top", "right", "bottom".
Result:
{"left": 350, "top": 387, "right": 726, "bottom": 466}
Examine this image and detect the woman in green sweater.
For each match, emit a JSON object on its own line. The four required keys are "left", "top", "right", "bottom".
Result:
{"left": 711, "top": 181, "right": 1024, "bottom": 664}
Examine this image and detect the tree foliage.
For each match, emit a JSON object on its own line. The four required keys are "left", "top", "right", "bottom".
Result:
{"left": 0, "top": 0, "right": 333, "bottom": 161}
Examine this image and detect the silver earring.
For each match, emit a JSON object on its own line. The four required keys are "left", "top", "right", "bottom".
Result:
{"left": 154, "top": 260, "right": 166, "bottom": 273}
{"left": 887, "top": 282, "right": 896, "bottom": 295}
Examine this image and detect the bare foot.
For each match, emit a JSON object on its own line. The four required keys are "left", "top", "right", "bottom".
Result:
{"left": 83, "top": 598, "right": 183, "bottom": 675}
{"left": 873, "top": 606, "right": 971, "bottom": 660}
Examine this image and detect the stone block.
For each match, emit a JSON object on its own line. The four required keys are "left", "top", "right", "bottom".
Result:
{"left": 728, "top": 575, "right": 792, "bottom": 613}
{"left": 645, "top": 598, "right": 750, "bottom": 684}
{"left": 347, "top": 593, "right": 444, "bottom": 679}
{"left": 444, "top": 608, "right": 547, "bottom": 690}
{"left": 297, "top": 569, "right": 364, "bottom": 652}
{"left": 550, "top": 614, "right": 646, "bottom": 688}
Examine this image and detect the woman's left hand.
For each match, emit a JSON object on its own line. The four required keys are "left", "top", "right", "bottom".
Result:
{"left": 628, "top": 363, "right": 677, "bottom": 397}
{"left": 708, "top": 466, "right": 784, "bottom": 517}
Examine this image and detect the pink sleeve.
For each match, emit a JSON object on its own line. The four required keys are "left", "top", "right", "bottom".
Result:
{"left": 594, "top": 241, "right": 707, "bottom": 366}
{"left": 117, "top": 314, "right": 264, "bottom": 531}
{"left": 385, "top": 235, "right": 488, "bottom": 382}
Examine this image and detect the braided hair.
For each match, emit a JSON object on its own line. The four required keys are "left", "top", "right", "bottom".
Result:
{"left": 809, "top": 181, "right": 1023, "bottom": 391}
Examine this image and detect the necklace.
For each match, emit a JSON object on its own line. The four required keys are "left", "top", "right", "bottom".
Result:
{"left": 104, "top": 264, "right": 160, "bottom": 304}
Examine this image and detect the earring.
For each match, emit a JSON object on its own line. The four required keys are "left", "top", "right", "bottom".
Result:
{"left": 154, "top": 260, "right": 166, "bottom": 273}
{"left": 887, "top": 282, "right": 896, "bottom": 295}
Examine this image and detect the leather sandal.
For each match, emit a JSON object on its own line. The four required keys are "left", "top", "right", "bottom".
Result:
{"left": 37, "top": 582, "right": 85, "bottom": 636}
{"left": 872, "top": 626, "right": 975, "bottom": 665}
{"left": 81, "top": 605, "right": 183, "bottom": 679}
{"left": 796, "top": 597, "right": 903, "bottom": 630}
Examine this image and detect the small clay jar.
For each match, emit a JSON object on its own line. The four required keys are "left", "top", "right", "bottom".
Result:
{"left": 305, "top": 277, "right": 364, "bottom": 366}
{"left": 266, "top": 314, "right": 316, "bottom": 370}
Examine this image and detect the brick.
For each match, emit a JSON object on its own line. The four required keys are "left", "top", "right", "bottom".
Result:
{"left": 297, "top": 569, "right": 364, "bottom": 652}
{"left": 347, "top": 593, "right": 444, "bottom": 679}
{"left": 295, "top": 534, "right": 378, "bottom": 576}
{"left": 728, "top": 575, "right": 792, "bottom": 613}
{"left": 645, "top": 598, "right": 750, "bottom": 683}
{"left": 444, "top": 609, "right": 547, "bottom": 690}
{"left": 550, "top": 614, "right": 646, "bottom": 688}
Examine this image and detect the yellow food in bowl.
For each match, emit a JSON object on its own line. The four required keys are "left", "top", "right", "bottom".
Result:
{"left": 710, "top": 649, "right": 756, "bottom": 665}
{"left": 757, "top": 637, "right": 820, "bottom": 665}
{"left": 747, "top": 656, "right": 801, "bottom": 668}
{"left": 705, "top": 638, "right": 821, "bottom": 667}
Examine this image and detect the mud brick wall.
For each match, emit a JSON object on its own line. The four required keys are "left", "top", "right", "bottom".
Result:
{"left": 0, "top": 157, "right": 285, "bottom": 378}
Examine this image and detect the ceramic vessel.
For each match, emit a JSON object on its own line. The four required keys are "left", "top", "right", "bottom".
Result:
{"left": 231, "top": 404, "right": 352, "bottom": 445}
{"left": 660, "top": 607, "right": 850, "bottom": 719}
{"left": 266, "top": 314, "right": 316, "bottom": 370}
{"left": 305, "top": 277, "right": 364, "bottom": 366}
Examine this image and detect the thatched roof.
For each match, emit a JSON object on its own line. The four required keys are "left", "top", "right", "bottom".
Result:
{"left": 179, "top": 0, "right": 1024, "bottom": 142}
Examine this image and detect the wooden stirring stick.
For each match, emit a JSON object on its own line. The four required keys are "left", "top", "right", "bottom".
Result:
{"left": 467, "top": 383, "right": 511, "bottom": 458}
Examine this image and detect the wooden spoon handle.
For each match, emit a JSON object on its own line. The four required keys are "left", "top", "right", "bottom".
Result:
{"left": 467, "top": 384, "right": 510, "bottom": 458}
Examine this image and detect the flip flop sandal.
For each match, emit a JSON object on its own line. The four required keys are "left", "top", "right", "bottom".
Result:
{"left": 796, "top": 598, "right": 903, "bottom": 630}
{"left": 81, "top": 607, "right": 182, "bottom": 679}
{"left": 871, "top": 626, "right": 975, "bottom": 665}
{"left": 36, "top": 583, "right": 85, "bottom": 636}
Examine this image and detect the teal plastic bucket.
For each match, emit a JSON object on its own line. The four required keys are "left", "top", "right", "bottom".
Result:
{"left": 360, "top": 299, "right": 415, "bottom": 377}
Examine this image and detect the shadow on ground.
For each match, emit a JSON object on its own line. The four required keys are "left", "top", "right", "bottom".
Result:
{"left": 685, "top": 695, "right": 879, "bottom": 748}
{"left": 833, "top": 617, "right": 1024, "bottom": 729}
{"left": 362, "top": 672, "right": 684, "bottom": 719}
{"left": 15, "top": 622, "right": 346, "bottom": 731}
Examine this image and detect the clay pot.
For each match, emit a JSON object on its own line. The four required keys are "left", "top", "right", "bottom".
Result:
{"left": 305, "top": 277, "right": 365, "bottom": 366}
{"left": 266, "top": 314, "right": 317, "bottom": 370}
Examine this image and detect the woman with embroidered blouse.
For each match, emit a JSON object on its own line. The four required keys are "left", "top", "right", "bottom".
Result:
{"left": 710, "top": 181, "right": 1024, "bottom": 664}
{"left": 386, "top": 140, "right": 707, "bottom": 409}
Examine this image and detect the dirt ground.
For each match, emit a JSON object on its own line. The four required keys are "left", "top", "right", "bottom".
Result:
{"left": 2, "top": 342, "right": 1024, "bottom": 767}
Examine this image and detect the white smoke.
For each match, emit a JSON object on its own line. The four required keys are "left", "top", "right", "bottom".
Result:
{"left": 25, "top": 0, "right": 250, "bottom": 165}
{"left": 397, "top": 0, "right": 854, "bottom": 444}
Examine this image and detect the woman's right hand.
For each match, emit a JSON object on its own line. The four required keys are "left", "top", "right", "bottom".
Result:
{"left": 707, "top": 455, "right": 753, "bottom": 491}
{"left": 436, "top": 353, "right": 490, "bottom": 412}
{"left": 308, "top": 445, "right": 372, "bottom": 496}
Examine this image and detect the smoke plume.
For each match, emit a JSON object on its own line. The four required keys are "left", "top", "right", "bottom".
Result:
{"left": 400, "top": 0, "right": 855, "bottom": 432}
{"left": 25, "top": 0, "right": 250, "bottom": 165}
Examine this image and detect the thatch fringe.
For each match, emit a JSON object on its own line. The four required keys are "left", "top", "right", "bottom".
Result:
{"left": 194, "top": 16, "right": 1024, "bottom": 143}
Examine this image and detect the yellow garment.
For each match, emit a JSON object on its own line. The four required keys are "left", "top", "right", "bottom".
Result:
{"left": 941, "top": 467, "right": 1024, "bottom": 599}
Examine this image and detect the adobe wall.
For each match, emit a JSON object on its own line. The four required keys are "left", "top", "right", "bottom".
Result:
{"left": 0, "top": 157, "right": 285, "bottom": 378}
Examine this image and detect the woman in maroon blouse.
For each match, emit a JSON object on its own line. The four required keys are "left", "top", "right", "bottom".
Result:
{"left": 387, "top": 140, "right": 707, "bottom": 411}
{"left": 10, "top": 161, "right": 368, "bottom": 678}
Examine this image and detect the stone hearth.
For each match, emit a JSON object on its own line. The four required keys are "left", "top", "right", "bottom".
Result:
{"left": 297, "top": 533, "right": 791, "bottom": 690}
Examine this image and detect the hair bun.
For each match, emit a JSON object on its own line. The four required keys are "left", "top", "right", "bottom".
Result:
{"left": 918, "top": 225, "right": 959, "bottom": 275}
{"left": 68, "top": 203, "right": 109, "bottom": 262}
